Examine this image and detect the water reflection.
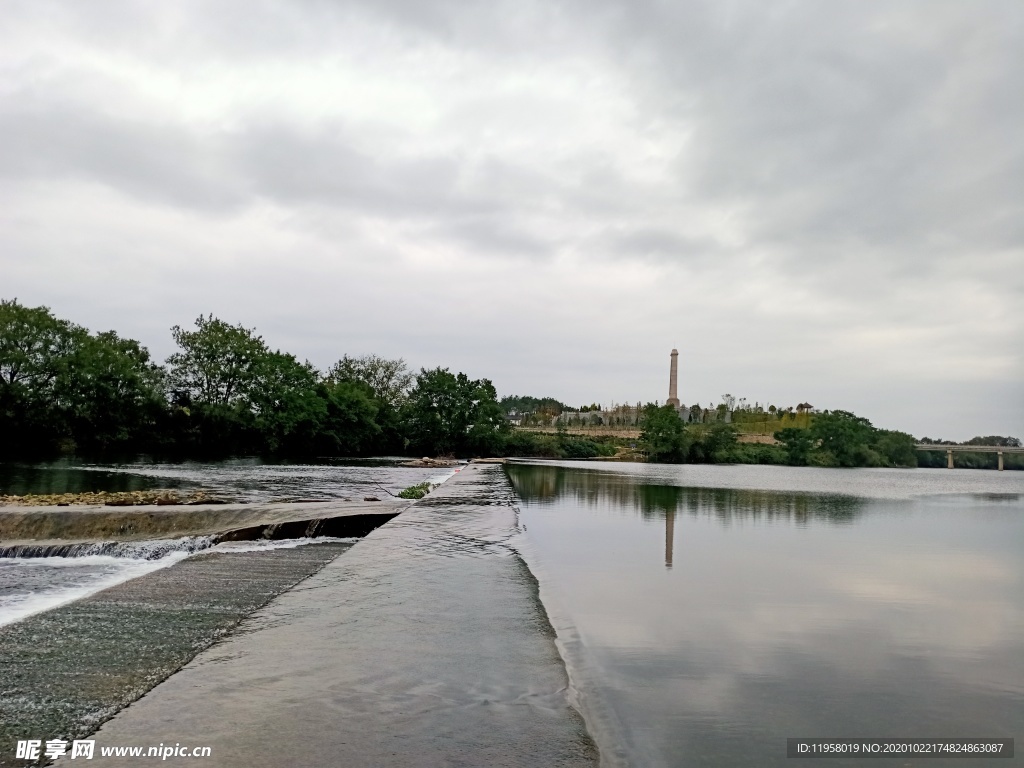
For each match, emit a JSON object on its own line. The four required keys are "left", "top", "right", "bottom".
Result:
{"left": 509, "top": 462, "right": 1024, "bottom": 768}
{"left": 664, "top": 510, "right": 673, "bottom": 568}
{"left": 507, "top": 463, "right": 864, "bottom": 525}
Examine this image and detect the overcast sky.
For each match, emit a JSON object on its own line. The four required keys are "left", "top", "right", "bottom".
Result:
{"left": 2, "top": 0, "right": 1021, "bottom": 440}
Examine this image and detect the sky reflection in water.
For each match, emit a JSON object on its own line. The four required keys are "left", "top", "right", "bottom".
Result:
{"left": 508, "top": 463, "right": 1024, "bottom": 768}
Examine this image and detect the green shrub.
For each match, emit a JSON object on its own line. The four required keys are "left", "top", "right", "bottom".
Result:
{"left": 397, "top": 482, "right": 434, "bottom": 499}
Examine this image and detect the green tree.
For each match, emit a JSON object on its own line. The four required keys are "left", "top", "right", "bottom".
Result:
{"left": 965, "top": 435, "right": 1021, "bottom": 447}
{"left": 400, "top": 368, "right": 509, "bottom": 456}
{"left": 811, "top": 410, "right": 876, "bottom": 467}
{"left": 166, "top": 315, "right": 268, "bottom": 405}
{"left": 57, "top": 331, "right": 166, "bottom": 451}
{"left": 247, "top": 351, "right": 326, "bottom": 453}
{"left": 640, "top": 404, "right": 689, "bottom": 462}
{"left": 315, "top": 380, "right": 383, "bottom": 456}
{"left": 0, "top": 299, "right": 84, "bottom": 394}
{"left": 872, "top": 429, "right": 918, "bottom": 467}
{"left": 774, "top": 427, "right": 814, "bottom": 466}
{"left": 326, "top": 354, "right": 414, "bottom": 409}
{"left": 690, "top": 422, "right": 739, "bottom": 463}
{"left": 0, "top": 300, "right": 87, "bottom": 454}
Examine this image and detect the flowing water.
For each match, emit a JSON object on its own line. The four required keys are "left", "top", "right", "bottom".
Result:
{"left": 507, "top": 461, "right": 1024, "bottom": 768}
{"left": 0, "top": 456, "right": 455, "bottom": 501}
{"left": 0, "top": 459, "right": 457, "bottom": 627}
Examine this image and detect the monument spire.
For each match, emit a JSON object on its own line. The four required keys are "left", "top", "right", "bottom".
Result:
{"left": 667, "top": 348, "right": 680, "bottom": 408}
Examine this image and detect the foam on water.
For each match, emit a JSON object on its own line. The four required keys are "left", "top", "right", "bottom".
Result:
{"left": 0, "top": 549, "right": 193, "bottom": 627}
{"left": 211, "top": 536, "right": 360, "bottom": 554}
{"left": 0, "top": 535, "right": 361, "bottom": 628}
{"left": 0, "top": 467, "right": 461, "bottom": 629}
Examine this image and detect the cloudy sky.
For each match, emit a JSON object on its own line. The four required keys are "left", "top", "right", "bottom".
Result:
{"left": 2, "top": 0, "right": 1021, "bottom": 440}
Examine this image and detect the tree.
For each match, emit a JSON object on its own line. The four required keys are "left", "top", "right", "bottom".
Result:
{"left": 0, "top": 300, "right": 88, "bottom": 454}
{"left": 0, "top": 299, "right": 84, "bottom": 392}
{"left": 872, "top": 429, "right": 918, "bottom": 467}
{"left": 811, "top": 410, "right": 876, "bottom": 467}
{"left": 326, "top": 354, "right": 414, "bottom": 409}
{"left": 166, "top": 315, "right": 268, "bottom": 405}
{"left": 640, "top": 404, "right": 688, "bottom": 462}
{"left": 315, "top": 380, "right": 383, "bottom": 455}
{"left": 965, "top": 435, "right": 1021, "bottom": 447}
{"left": 247, "top": 351, "right": 326, "bottom": 453}
{"left": 774, "top": 427, "right": 814, "bottom": 466}
{"left": 692, "top": 422, "right": 738, "bottom": 462}
{"left": 400, "top": 368, "right": 509, "bottom": 456}
{"left": 57, "top": 331, "right": 166, "bottom": 451}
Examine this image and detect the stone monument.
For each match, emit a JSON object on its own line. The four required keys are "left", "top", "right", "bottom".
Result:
{"left": 666, "top": 348, "right": 680, "bottom": 408}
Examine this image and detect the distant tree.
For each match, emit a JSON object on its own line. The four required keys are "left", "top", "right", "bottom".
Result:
{"left": 401, "top": 368, "right": 509, "bottom": 456}
{"left": 0, "top": 298, "right": 84, "bottom": 401}
{"left": 247, "top": 351, "right": 326, "bottom": 453}
{"left": 166, "top": 315, "right": 268, "bottom": 405}
{"left": 315, "top": 380, "right": 383, "bottom": 455}
{"left": 640, "top": 404, "right": 688, "bottom": 463}
{"left": 965, "top": 435, "right": 1021, "bottom": 447}
{"left": 326, "top": 354, "right": 414, "bottom": 409}
{"left": 0, "top": 300, "right": 87, "bottom": 453}
{"left": 774, "top": 427, "right": 814, "bottom": 466}
{"left": 58, "top": 331, "right": 166, "bottom": 451}
{"left": 811, "top": 410, "right": 876, "bottom": 467}
{"left": 690, "top": 422, "right": 738, "bottom": 463}
{"left": 872, "top": 429, "right": 918, "bottom": 467}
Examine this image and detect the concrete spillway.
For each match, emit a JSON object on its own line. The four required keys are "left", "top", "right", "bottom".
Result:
{"left": 0, "top": 499, "right": 408, "bottom": 547}
{"left": 0, "top": 543, "right": 355, "bottom": 765}
{"left": 83, "top": 465, "right": 597, "bottom": 766}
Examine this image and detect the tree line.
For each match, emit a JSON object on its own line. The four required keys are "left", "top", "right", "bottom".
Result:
{"left": 639, "top": 403, "right": 1020, "bottom": 469}
{"left": 4, "top": 299, "right": 1015, "bottom": 468}
{"left": 0, "top": 301, "right": 516, "bottom": 460}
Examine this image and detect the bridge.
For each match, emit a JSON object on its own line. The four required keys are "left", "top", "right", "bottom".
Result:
{"left": 915, "top": 444, "right": 1024, "bottom": 470}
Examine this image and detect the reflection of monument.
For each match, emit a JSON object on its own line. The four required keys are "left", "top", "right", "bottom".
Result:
{"left": 665, "top": 510, "right": 674, "bottom": 568}
{"left": 666, "top": 348, "right": 680, "bottom": 408}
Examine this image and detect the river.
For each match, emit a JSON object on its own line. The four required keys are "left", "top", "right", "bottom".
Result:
{"left": 507, "top": 461, "right": 1024, "bottom": 767}
{"left": 2, "top": 458, "right": 1021, "bottom": 766}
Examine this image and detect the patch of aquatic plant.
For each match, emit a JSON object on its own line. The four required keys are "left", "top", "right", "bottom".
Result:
{"left": 397, "top": 482, "right": 435, "bottom": 500}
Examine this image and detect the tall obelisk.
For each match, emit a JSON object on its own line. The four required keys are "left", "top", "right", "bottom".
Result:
{"left": 666, "top": 348, "right": 680, "bottom": 408}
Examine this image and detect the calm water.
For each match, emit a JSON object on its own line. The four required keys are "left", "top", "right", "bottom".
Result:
{"left": 507, "top": 461, "right": 1024, "bottom": 768}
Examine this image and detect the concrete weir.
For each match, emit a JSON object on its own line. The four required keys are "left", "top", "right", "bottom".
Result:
{"left": 87, "top": 465, "right": 598, "bottom": 767}
{"left": 0, "top": 499, "right": 408, "bottom": 548}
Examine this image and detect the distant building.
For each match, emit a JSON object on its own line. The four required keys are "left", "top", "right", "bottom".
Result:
{"left": 667, "top": 348, "right": 681, "bottom": 408}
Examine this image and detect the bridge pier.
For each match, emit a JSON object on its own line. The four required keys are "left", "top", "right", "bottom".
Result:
{"left": 947, "top": 449, "right": 954, "bottom": 469}
{"left": 998, "top": 451, "right": 1004, "bottom": 471}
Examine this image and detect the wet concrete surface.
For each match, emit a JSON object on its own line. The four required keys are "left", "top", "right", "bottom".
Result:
{"left": 0, "top": 499, "right": 407, "bottom": 547}
{"left": 0, "top": 543, "right": 352, "bottom": 766}
{"left": 86, "top": 466, "right": 598, "bottom": 767}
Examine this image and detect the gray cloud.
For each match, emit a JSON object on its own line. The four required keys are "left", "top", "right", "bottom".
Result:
{"left": 0, "top": 0, "right": 1020, "bottom": 438}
